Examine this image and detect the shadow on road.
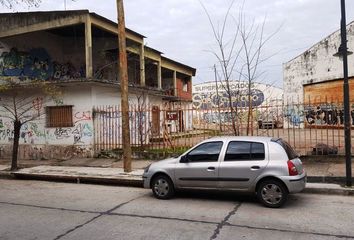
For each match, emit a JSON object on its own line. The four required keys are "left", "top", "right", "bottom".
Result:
{"left": 145, "top": 188, "right": 307, "bottom": 208}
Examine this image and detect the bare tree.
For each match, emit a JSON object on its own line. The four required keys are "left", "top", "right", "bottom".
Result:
{"left": 0, "top": 79, "right": 60, "bottom": 170}
{"left": 238, "top": 10, "right": 280, "bottom": 135}
{"left": 201, "top": 0, "right": 279, "bottom": 136}
{"left": 200, "top": 0, "right": 243, "bottom": 136}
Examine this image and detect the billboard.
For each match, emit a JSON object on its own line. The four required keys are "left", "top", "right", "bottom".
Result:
{"left": 192, "top": 81, "right": 283, "bottom": 110}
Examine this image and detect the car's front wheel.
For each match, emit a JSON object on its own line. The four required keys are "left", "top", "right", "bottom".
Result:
{"left": 151, "top": 174, "right": 175, "bottom": 199}
{"left": 257, "top": 180, "right": 288, "bottom": 208}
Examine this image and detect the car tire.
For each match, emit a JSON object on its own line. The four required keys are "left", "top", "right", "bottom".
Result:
{"left": 151, "top": 174, "right": 175, "bottom": 200}
{"left": 257, "top": 180, "right": 288, "bottom": 208}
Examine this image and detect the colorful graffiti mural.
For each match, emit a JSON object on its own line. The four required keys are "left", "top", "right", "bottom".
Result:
{"left": 284, "top": 103, "right": 354, "bottom": 127}
{"left": 0, "top": 110, "right": 94, "bottom": 146}
{"left": 192, "top": 81, "right": 283, "bottom": 110}
{"left": 193, "top": 89, "right": 265, "bottom": 110}
{"left": 0, "top": 47, "right": 85, "bottom": 80}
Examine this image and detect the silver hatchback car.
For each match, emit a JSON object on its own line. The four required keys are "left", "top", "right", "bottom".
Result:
{"left": 143, "top": 137, "right": 306, "bottom": 208}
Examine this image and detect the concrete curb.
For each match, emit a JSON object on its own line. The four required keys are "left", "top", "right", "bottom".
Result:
{"left": 11, "top": 172, "right": 143, "bottom": 187}
{"left": 304, "top": 183, "right": 354, "bottom": 196}
{"left": 0, "top": 171, "right": 15, "bottom": 179}
{"left": 307, "top": 176, "right": 354, "bottom": 184}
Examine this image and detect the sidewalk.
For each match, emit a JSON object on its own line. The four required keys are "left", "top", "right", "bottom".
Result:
{"left": 0, "top": 157, "right": 353, "bottom": 196}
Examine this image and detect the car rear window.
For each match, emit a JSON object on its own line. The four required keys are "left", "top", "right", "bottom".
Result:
{"left": 273, "top": 138, "right": 298, "bottom": 159}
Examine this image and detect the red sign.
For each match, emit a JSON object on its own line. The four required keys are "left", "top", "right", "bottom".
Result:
{"left": 166, "top": 111, "right": 178, "bottom": 120}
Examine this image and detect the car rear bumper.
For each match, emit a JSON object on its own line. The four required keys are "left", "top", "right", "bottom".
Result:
{"left": 280, "top": 172, "right": 307, "bottom": 193}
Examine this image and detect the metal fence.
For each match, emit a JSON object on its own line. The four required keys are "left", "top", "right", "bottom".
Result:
{"left": 93, "top": 101, "right": 354, "bottom": 156}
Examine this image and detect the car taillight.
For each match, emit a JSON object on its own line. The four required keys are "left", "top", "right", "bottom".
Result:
{"left": 287, "top": 160, "right": 298, "bottom": 176}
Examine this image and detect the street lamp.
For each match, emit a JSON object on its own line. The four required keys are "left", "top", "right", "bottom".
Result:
{"left": 333, "top": 44, "right": 353, "bottom": 59}
{"left": 333, "top": 0, "right": 352, "bottom": 187}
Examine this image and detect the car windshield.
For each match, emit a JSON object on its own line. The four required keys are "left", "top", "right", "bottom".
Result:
{"left": 273, "top": 138, "right": 299, "bottom": 159}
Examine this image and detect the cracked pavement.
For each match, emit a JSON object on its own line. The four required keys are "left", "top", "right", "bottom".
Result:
{"left": 0, "top": 179, "right": 354, "bottom": 240}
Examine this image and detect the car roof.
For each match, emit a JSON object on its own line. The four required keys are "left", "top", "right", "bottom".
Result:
{"left": 205, "top": 136, "right": 276, "bottom": 143}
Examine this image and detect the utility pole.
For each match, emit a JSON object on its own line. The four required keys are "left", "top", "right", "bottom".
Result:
{"left": 339, "top": 0, "right": 352, "bottom": 187}
{"left": 117, "top": 0, "right": 132, "bottom": 172}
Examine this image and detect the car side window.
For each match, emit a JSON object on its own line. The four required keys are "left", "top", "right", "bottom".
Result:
{"left": 224, "top": 141, "right": 265, "bottom": 161}
{"left": 251, "top": 142, "right": 265, "bottom": 160}
{"left": 185, "top": 141, "right": 223, "bottom": 162}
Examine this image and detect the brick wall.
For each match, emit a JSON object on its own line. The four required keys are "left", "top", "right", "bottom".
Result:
{"left": 176, "top": 78, "right": 192, "bottom": 101}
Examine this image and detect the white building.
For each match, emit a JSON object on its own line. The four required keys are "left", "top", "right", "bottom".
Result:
{"left": 283, "top": 20, "right": 354, "bottom": 104}
{"left": 283, "top": 20, "right": 354, "bottom": 128}
{"left": 192, "top": 81, "right": 283, "bottom": 126}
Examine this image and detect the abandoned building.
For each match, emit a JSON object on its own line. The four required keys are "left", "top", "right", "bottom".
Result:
{"left": 283, "top": 20, "right": 354, "bottom": 128}
{"left": 0, "top": 10, "right": 196, "bottom": 159}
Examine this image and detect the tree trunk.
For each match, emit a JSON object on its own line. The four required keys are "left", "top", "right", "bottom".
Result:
{"left": 247, "top": 84, "right": 252, "bottom": 136}
{"left": 11, "top": 120, "right": 21, "bottom": 171}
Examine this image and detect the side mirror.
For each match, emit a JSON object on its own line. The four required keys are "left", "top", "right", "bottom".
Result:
{"left": 180, "top": 155, "right": 189, "bottom": 163}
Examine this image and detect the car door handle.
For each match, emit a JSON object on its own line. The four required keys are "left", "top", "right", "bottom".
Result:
{"left": 207, "top": 167, "right": 216, "bottom": 171}
{"left": 251, "top": 166, "right": 260, "bottom": 170}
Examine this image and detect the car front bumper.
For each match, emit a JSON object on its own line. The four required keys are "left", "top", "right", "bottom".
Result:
{"left": 142, "top": 173, "right": 151, "bottom": 189}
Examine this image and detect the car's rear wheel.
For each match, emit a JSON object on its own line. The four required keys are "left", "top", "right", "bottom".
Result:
{"left": 257, "top": 180, "right": 288, "bottom": 208}
{"left": 151, "top": 174, "right": 175, "bottom": 199}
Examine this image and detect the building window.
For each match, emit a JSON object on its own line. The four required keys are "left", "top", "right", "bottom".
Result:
{"left": 46, "top": 106, "right": 73, "bottom": 127}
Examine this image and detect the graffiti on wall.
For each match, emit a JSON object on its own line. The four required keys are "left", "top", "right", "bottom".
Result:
{"left": 0, "top": 47, "right": 85, "bottom": 80}
{"left": 0, "top": 118, "right": 13, "bottom": 142}
{"left": 284, "top": 103, "right": 354, "bottom": 127}
{"left": 193, "top": 89, "right": 265, "bottom": 110}
{"left": 72, "top": 123, "right": 93, "bottom": 144}
{"left": 53, "top": 62, "right": 85, "bottom": 80}
{"left": 48, "top": 111, "right": 93, "bottom": 144}
{"left": 20, "top": 122, "right": 46, "bottom": 144}
{"left": 74, "top": 111, "right": 92, "bottom": 123}
{"left": 0, "top": 48, "right": 53, "bottom": 79}
{"left": 285, "top": 105, "right": 304, "bottom": 127}
{"left": 0, "top": 111, "right": 94, "bottom": 145}
{"left": 53, "top": 127, "right": 71, "bottom": 140}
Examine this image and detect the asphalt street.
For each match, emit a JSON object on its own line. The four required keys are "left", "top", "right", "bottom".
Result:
{"left": 0, "top": 179, "right": 353, "bottom": 240}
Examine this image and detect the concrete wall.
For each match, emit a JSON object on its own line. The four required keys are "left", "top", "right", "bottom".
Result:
{"left": 0, "top": 83, "right": 196, "bottom": 159}
{"left": 0, "top": 85, "right": 94, "bottom": 159}
{"left": 283, "top": 21, "right": 354, "bottom": 103}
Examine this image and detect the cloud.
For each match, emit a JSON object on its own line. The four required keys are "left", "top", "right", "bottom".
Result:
{"left": 1, "top": 0, "right": 354, "bottom": 87}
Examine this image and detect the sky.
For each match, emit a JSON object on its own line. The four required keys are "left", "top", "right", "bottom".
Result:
{"left": 1, "top": 0, "right": 354, "bottom": 88}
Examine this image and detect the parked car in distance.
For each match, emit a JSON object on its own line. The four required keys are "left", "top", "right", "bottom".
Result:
{"left": 258, "top": 115, "right": 283, "bottom": 129}
{"left": 143, "top": 136, "right": 306, "bottom": 208}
